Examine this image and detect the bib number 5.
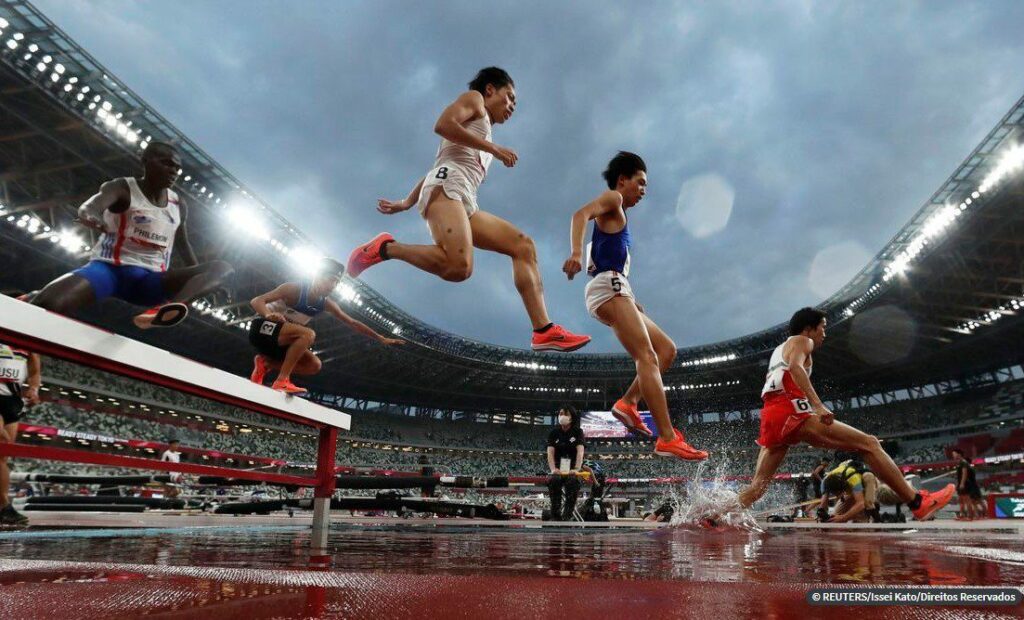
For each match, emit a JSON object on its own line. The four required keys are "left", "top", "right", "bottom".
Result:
{"left": 610, "top": 276, "right": 622, "bottom": 293}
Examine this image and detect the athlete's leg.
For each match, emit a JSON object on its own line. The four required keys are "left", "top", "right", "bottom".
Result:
{"left": 738, "top": 445, "right": 789, "bottom": 508}
{"left": 468, "top": 210, "right": 549, "bottom": 329}
{"left": 620, "top": 311, "right": 676, "bottom": 406}
{"left": 159, "top": 260, "right": 235, "bottom": 304}
{"left": 273, "top": 323, "right": 316, "bottom": 383}
{"left": 264, "top": 351, "right": 322, "bottom": 376}
{"left": 0, "top": 422, "right": 17, "bottom": 509}
{"left": 385, "top": 191, "right": 475, "bottom": 282}
{"left": 32, "top": 273, "right": 98, "bottom": 316}
{"left": 596, "top": 296, "right": 672, "bottom": 437}
{"left": 792, "top": 416, "right": 917, "bottom": 503}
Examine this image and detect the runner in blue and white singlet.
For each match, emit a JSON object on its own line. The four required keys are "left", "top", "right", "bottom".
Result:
{"left": 564, "top": 151, "right": 707, "bottom": 461}
{"left": 248, "top": 259, "right": 406, "bottom": 394}
{"left": 584, "top": 217, "right": 633, "bottom": 320}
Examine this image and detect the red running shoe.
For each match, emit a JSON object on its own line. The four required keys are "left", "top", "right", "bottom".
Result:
{"left": 911, "top": 484, "right": 955, "bottom": 521}
{"left": 250, "top": 355, "right": 268, "bottom": 385}
{"left": 347, "top": 232, "right": 394, "bottom": 278}
{"left": 272, "top": 378, "right": 307, "bottom": 395}
{"left": 611, "top": 399, "right": 653, "bottom": 437}
{"left": 654, "top": 429, "right": 708, "bottom": 461}
{"left": 531, "top": 324, "right": 591, "bottom": 352}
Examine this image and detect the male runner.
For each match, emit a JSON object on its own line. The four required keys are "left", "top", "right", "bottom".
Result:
{"left": 0, "top": 293, "right": 41, "bottom": 525}
{"left": 347, "top": 67, "right": 590, "bottom": 352}
{"left": 32, "top": 142, "right": 233, "bottom": 329}
{"left": 734, "top": 307, "right": 954, "bottom": 520}
{"left": 249, "top": 259, "right": 405, "bottom": 393}
{"left": 563, "top": 151, "right": 706, "bottom": 461}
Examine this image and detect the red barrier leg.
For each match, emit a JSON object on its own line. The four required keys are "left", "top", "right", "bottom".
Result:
{"left": 311, "top": 427, "right": 338, "bottom": 551}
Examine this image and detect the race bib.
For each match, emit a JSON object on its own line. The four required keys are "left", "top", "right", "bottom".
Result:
{"left": 791, "top": 398, "right": 812, "bottom": 413}
{"left": 0, "top": 357, "right": 27, "bottom": 383}
{"left": 126, "top": 209, "right": 174, "bottom": 249}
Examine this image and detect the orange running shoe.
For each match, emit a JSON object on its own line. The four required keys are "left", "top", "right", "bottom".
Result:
{"left": 611, "top": 399, "right": 653, "bottom": 437}
{"left": 272, "top": 378, "right": 307, "bottom": 395}
{"left": 911, "top": 483, "right": 955, "bottom": 521}
{"left": 250, "top": 355, "right": 268, "bottom": 385}
{"left": 654, "top": 429, "right": 708, "bottom": 461}
{"left": 346, "top": 232, "right": 394, "bottom": 278}
{"left": 133, "top": 303, "right": 188, "bottom": 329}
{"left": 531, "top": 324, "right": 591, "bottom": 352}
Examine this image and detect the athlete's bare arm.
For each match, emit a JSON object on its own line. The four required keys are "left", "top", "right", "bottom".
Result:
{"left": 250, "top": 283, "right": 300, "bottom": 324}
{"left": 562, "top": 190, "right": 623, "bottom": 280}
{"left": 830, "top": 490, "right": 865, "bottom": 523}
{"left": 76, "top": 179, "right": 130, "bottom": 231}
{"left": 24, "top": 351, "right": 41, "bottom": 407}
{"left": 173, "top": 198, "right": 199, "bottom": 266}
{"left": 435, "top": 91, "right": 517, "bottom": 167}
{"left": 377, "top": 177, "right": 426, "bottom": 215}
{"left": 324, "top": 299, "right": 405, "bottom": 345}
{"left": 785, "top": 337, "right": 834, "bottom": 423}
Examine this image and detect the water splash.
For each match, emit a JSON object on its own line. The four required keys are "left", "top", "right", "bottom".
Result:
{"left": 666, "top": 460, "right": 762, "bottom": 532}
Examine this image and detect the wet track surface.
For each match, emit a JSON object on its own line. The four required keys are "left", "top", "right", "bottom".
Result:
{"left": 0, "top": 523, "right": 1022, "bottom": 618}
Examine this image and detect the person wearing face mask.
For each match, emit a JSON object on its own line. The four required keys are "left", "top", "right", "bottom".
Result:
{"left": 545, "top": 405, "right": 585, "bottom": 521}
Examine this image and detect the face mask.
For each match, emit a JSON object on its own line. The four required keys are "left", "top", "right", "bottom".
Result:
{"left": 558, "top": 415, "right": 571, "bottom": 426}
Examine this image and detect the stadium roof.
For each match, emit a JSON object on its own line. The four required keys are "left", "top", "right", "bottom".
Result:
{"left": 1, "top": 0, "right": 1022, "bottom": 421}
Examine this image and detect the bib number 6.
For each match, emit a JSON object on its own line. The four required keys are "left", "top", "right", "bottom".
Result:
{"left": 792, "top": 398, "right": 812, "bottom": 413}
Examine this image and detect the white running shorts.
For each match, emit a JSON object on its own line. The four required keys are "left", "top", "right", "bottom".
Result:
{"left": 418, "top": 163, "right": 481, "bottom": 219}
{"left": 585, "top": 271, "right": 634, "bottom": 322}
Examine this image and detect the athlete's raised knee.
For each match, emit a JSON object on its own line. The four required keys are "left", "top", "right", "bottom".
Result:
{"left": 659, "top": 344, "right": 677, "bottom": 369}
{"left": 634, "top": 347, "right": 659, "bottom": 369}
{"left": 512, "top": 234, "right": 537, "bottom": 263}
{"left": 858, "top": 433, "right": 882, "bottom": 454}
{"left": 441, "top": 260, "right": 473, "bottom": 282}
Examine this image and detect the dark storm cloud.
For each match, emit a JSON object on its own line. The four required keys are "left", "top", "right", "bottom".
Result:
{"left": 36, "top": 0, "right": 1024, "bottom": 352}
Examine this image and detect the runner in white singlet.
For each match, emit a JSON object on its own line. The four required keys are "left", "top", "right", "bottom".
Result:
{"left": 346, "top": 67, "right": 590, "bottom": 353}
{"left": 32, "top": 143, "right": 234, "bottom": 330}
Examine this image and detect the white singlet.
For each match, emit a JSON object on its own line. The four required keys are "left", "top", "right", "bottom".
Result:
{"left": 90, "top": 177, "right": 181, "bottom": 271}
{"left": 418, "top": 114, "right": 493, "bottom": 218}
{"left": 761, "top": 337, "right": 813, "bottom": 399}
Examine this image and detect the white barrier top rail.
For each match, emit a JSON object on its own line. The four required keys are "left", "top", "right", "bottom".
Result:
{"left": 0, "top": 295, "right": 349, "bottom": 431}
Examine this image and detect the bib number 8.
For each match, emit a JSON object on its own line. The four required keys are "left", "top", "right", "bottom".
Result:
{"left": 435, "top": 166, "right": 449, "bottom": 180}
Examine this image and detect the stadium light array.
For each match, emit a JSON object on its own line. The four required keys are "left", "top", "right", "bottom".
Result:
{"left": 507, "top": 385, "right": 600, "bottom": 393}
{"left": 664, "top": 380, "right": 741, "bottom": 391}
{"left": 505, "top": 360, "right": 558, "bottom": 371}
{"left": 957, "top": 296, "right": 1022, "bottom": 335}
{"left": 678, "top": 353, "right": 737, "bottom": 367}
{"left": 883, "top": 143, "right": 1024, "bottom": 283}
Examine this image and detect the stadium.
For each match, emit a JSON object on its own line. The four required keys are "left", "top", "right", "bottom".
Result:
{"left": 0, "top": 1, "right": 1022, "bottom": 617}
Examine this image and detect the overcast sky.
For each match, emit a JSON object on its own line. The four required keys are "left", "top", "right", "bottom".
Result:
{"left": 35, "top": 0, "right": 1024, "bottom": 352}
